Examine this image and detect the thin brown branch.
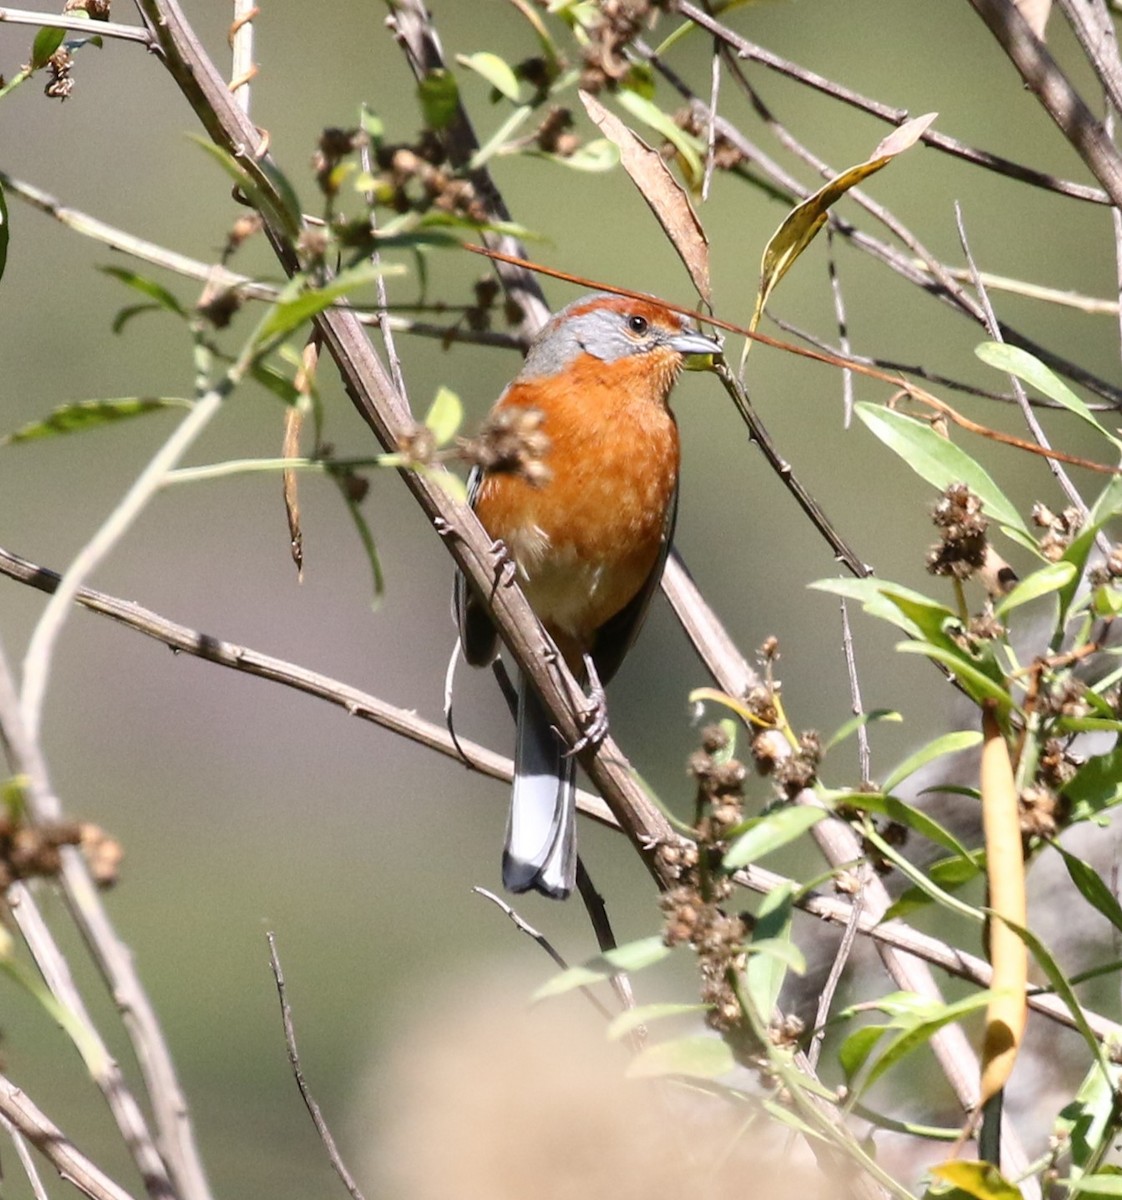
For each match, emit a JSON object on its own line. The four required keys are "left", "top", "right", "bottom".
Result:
{"left": 0, "top": 7, "right": 152, "bottom": 43}
{"left": 267, "top": 935, "right": 366, "bottom": 1200}
{"left": 0, "top": 1076, "right": 139, "bottom": 1200}
{"left": 0, "top": 640, "right": 190, "bottom": 1200}
{"left": 967, "top": 0, "right": 1122, "bottom": 207}
{"left": 672, "top": 0, "right": 1109, "bottom": 205}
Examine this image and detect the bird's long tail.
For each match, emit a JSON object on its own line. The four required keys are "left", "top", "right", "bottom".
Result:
{"left": 503, "top": 675, "right": 577, "bottom": 899}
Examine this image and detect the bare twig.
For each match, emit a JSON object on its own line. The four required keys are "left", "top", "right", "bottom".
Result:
{"left": 0, "top": 639, "right": 189, "bottom": 1200}
{"left": 839, "top": 598, "right": 871, "bottom": 789}
{"left": 0, "top": 1076, "right": 140, "bottom": 1200}
{"left": 266, "top": 934, "right": 366, "bottom": 1200}
{"left": 806, "top": 880, "right": 866, "bottom": 1072}
{"left": 228, "top": 0, "right": 257, "bottom": 111}
{"left": 0, "top": 7, "right": 152, "bottom": 43}
{"left": 672, "top": 0, "right": 1109, "bottom": 205}
{"left": 967, "top": 0, "right": 1122, "bottom": 207}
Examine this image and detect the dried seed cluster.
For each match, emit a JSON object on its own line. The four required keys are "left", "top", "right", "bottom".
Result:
{"left": 659, "top": 725, "right": 749, "bottom": 1033}
{"left": 1033, "top": 503, "right": 1084, "bottom": 562}
{"left": 460, "top": 406, "right": 552, "bottom": 486}
{"left": 0, "top": 814, "right": 121, "bottom": 890}
{"left": 577, "top": 0, "right": 669, "bottom": 93}
{"left": 926, "top": 483, "right": 988, "bottom": 581}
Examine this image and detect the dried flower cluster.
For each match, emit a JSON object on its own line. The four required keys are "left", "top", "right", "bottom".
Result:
{"left": 1033, "top": 503, "right": 1084, "bottom": 561}
{"left": 0, "top": 811, "right": 121, "bottom": 890}
{"left": 578, "top": 0, "right": 669, "bottom": 93}
{"left": 460, "top": 406, "right": 552, "bottom": 487}
{"left": 926, "top": 482, "right": 988, "bottom": 580}
{"left": 659, "top": 725, "right": 748, "bottom": 1032}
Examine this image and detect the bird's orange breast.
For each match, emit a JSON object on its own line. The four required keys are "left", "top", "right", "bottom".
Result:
{"left": 473, "top": 350, "right": 680, "bottom": 658}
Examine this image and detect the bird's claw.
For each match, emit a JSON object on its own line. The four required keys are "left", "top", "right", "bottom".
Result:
{"left": 566, "top": 652, "right": 609, "bottom": 755}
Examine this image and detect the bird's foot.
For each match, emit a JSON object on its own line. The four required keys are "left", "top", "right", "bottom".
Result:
{"left": 567, "top": 652, "right": 609, "bottom": 755}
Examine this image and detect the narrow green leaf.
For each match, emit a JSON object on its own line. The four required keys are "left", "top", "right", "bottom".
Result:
{"left": 995, "top": 561, "right": 1076, "bottom": 617}
{"left": 855, "top": 405, "right": 1031, "bottom": 538}
{"left": 30, "top": 26, "right": 66, "bottom": 69}
{"left": 744, "top": 882, "right": 795, "bottom": 1018}
{"left": 745, "top": 936, "right": 806, "bottom": 975}
{"left": 825, "top": 708, "right": 902, "bottom": 752}
{"left": 418, "top": 68, "right": 460, "bottom": 130}
{"left": 850, "top": 791, "right": 975, "bottom": 861}
{"left": 929, "top": 1160, "right": 1024, "bottom": 1200}
{"left": 1065, "top": 745, "right": 1122, "bottom": 823}
{"left": 189, "top": 136, "right": 302, "bottom": 237}
{"left": 811, "top": 576, "right": 955, "bottom": 641}
{"left": 885, "top": 852, "right": 984, "bottom": 920}
{"left": 724, "top": 805, "right": 827, "bottom": 869}
{"left": 99, "top": 266, "right": 187, "bottom": 316}
{"left": 860, "top": 990, "right": 994, "bottom": 1093}
{"left": 533, "top": 936, "right": 672, "bottom": 1000}
{"left": 882, "top": 731, "right": 983, "bottom": 794}
{"left": 616, "top": 87, "right": 702, "bottom": 185}
{"left": 996, "top": 914, "right": 1110, "bottom": 1081}
{"left": 423, "top": 386, "right": 462, "bottom": 447}
{"left": 895, "top": 641, "right": 1012, "bottom": 709}
{"left": 1, "top": 397, "right": 191, "bottom": 446}
{"left": 868, "top": 827, "right": 985, "bottom": 924}
{"left": 1073, "top": 1173, "right": 1122, "bottom": 1197}
{"left": 255, "top": 262, "right": 402, "bottom": 345}
{"left": 976, "top": 342, "right": 1116, "bottom": 445}
{"left": 1053, "top": 844, "right": 1122, "bottom": 933}
{"left": 529, "top": 139, "right": 620, "bottom": 172}
{"left": 626, "top": 1035, "right": 734, "bottom": 1080}
{"left": 457, "top": 52, "right": 522, "bottom": 101}
{"left": 606, "top": 1002, "right": 708, "bottom": 1042}
{"left": 338, "top": 477, "right": 384, "bottom": 610}
{"left": 839, "top": 1024, "right": 889, "bottom": 1082}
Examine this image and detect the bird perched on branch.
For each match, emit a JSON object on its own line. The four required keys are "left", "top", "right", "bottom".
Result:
{"left": 455, "top": 291, "right": 722, "bottom": 899}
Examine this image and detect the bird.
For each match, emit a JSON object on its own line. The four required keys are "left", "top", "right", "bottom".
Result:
{"left": 455, "top": 291, "right": 722, "bottom": 900}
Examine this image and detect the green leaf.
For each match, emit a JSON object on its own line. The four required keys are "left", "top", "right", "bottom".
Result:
{"left": 255, "top": 262, "right": 402, "bottom": 345}
{"left": 189, "top": 136, "right": 302, "bottom": 238}
{"left": 418, "top": 68, "right": 460, "bottom": 130}
{"left": 849, "top": 791, "right": 975, "bottom": 861}
{"left": 1053, "top": 843, "right": 1122, "bottom": 933}
{"left": 896, "top": 641, "right": 1012, "bottom": 709}
{"left": 533, "top": 936, "right": 672, "bottom": 999}
{"left": 724, "top": 805, "right": 827, "bottom": 869}
{"left": 337, "top": 475, "right": 384, "bottom": 610}
{"left": 530, "top": 138, "right": 620, "bottom": 172}
{"left": 885, "top": 853, "right": 984, "bottom": 920}
{"left": 811, "top": 577, "right": 955, "bottom": 642}
{"left": 30, "top": 25, "right": 66, "bottom": 70}
{"left": 839, "top": 1025, "right": 892, "bottom": 1083}
{"left": 99, "top": 266, "right": 187, "bottom": 316}
{"left": 744, "top": 882, "right": 795, "bottom": 1018}
{"left": 627, "top": 1035, "right": 735, "bottom": 1080}
{"left": 824, "top": 708, "right": 902, "bottom": 752}
{"left": 745, "top": 936, "right": 806, "bottom": 975}
{"left": 423, "top": 386, "right": 462, "bottom": 447}
{"left": 996, "top": 914, "right": 1110, "bottom": 1082}
{"left": 419, "top": 465, "right": 468, "bottom": 505}
{"left": 1073, "top": 1173, "right": 1122, "bottom": 1197}
{"left": 976, "top": 342, "right": 1117, "bottom": 445}
{"left": 1065, "top": 739, "right": 1122, "bottom": 825}
{"left": 855, "top": 405, "right": 1032, "bottom": 540}
{"left": 882, "top": 730, "right": 983, "bottom": 794}
{"left": 606, "top": 1002, "right": 709, "bottom": 1041}
{"left": 616, "top": 88, "right": 702, "bottom": 186}
{"left": 929, "top": 1160, "right": 1024, "bottom": 1200}
{"left": 0, "top": 174, "right": 8, "bottom": 286}
{"left": 868, "top": 827, "right": 985, "bottom": 923}
{"left": 1, "top": 397, "right": 192, "bottom": 446}
{"left": 995, "top": 561, "right": 1076, "bottom": 617}
{"left": 457, "top": 52, "right": 522, "bottom": 101}
{"left": 859, "top": 990, "right": 994, "bottom": 1094}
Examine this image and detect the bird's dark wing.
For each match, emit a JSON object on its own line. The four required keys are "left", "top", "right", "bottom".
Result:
{"left": 588, "top": 484, "right": 678, "bottom": 685}
{"left": 454, "top": 465, "right": 501, "bottom": 666}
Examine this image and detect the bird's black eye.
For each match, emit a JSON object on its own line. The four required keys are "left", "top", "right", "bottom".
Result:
{"left": 627, "top": 314, "right": 649, "bottom": 336}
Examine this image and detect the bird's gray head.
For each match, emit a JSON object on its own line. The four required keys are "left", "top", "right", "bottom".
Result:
{"left": 518, "top": 292, "right": 722, "bottom": 380}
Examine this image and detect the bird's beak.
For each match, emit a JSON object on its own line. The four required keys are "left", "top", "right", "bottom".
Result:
{"left": 669, "top": 325, "right": 723, "bottom": 371}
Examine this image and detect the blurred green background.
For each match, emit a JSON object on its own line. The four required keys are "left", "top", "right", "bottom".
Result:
{"left": 1, "top": 1, "right": 1119, "bottom": 1196}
